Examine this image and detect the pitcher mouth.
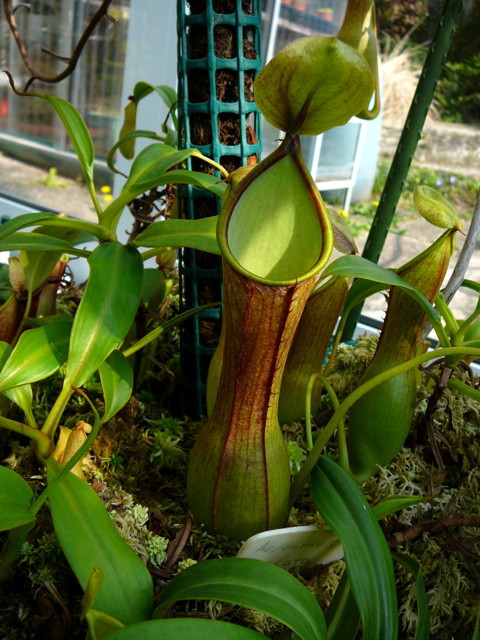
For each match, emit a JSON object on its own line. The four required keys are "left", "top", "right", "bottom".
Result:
{"left": 217, "top": 135, "right": 333, "bottom": 286}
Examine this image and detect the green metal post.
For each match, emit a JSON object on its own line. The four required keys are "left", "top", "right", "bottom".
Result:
{"left": 342, "top": 0, "right": 467, "bottom": 340}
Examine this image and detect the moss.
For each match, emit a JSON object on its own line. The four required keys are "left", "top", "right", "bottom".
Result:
{"left": 327, "top": 333, "right": 378, "bottom": 398}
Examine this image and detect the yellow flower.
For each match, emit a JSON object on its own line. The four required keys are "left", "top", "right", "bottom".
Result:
{"left": 338, "top": 208, "right": 348, "bottom": 218}
{"left": 103, "top": 194, "right": 113, "bottom": 202}
{"left": 100, "top": 185, "right": 112, "bottom": 194}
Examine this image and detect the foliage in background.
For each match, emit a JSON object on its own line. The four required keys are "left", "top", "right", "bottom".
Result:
{"left": 436, "top": 54, "right": 480, "bottom": 124}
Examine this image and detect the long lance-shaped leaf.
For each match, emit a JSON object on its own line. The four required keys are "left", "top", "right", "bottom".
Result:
{"left": 40, "top": 96, "right": 95, "bottom": 184}
{"left": 153, "top": 557, "right": 327, "bottom": 640}
{"left": 20, "top": 224, "right": 78, "bottom": 294}
{"left": 117, "top": 82, "right": 177, "bottom": 160}
{"left": 0, "top": 344, "right": 33, "bottom": 420}
{"left": 107, "top": 130, "right": 165, "bottom": 174}
{"left": 372, "top": 495, "right": 427, "bottom": 520}
{"left": 325, "top": 573, "right": 359, "bottom": 640}
{"left": 135, "top": 216, "right": 220, "bottom": 255}
{"left": 311, "top": 457, "right": 398, "bottom": 640}
{"left": 108, "top": 619, "right": 265, "bottom": 640}
{"left": 85, "top": 609, "right": 124, "bottom": 639}
{"left": 102, "top": 144, "right": 226, "bottom": 228}
{"left": 393, "top": 553, "right": 430, "bottom": 640}
{"left": 65, "top": 242, "right": 143, "bottom": 388}
{"left": 122, "top": 302, "right": 222, "bottom": 358}
{"left": 46, "top": 457, "right": 153, "bottom": 624}
{"left": 3, "top": 384, "right": 35, "bottom": 426}
{"left": 0, "top": 232, "right": 85, "bottom": 254}
{"left": 324, "top": 254, "right": 448, "bottom": 344}
{"left": 0, "top": 212, "right": 58, "bottom": 240}
{"left": 161, "top": 169, "right": 226, "bottom": 197}
{"left": 0, "top": 210, "right": 112, "bottom": 245}
{"left": 324, "top": 255, "right": 435, "bottom": 317}
{"left": 0, "top": 466, "right": 35, "bottom": 531}
{"left": 98, "top": 350, "right": 133, "bottom": 423}
{"left": 0, "top": 321, "right": 71, "bottom": 392}
{"left": 325, "top": 495, "right": 430, "bottom": 640}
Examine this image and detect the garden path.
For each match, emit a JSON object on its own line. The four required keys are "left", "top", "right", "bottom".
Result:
{"left": 359, "top": 119, "right": 480, "bottom": 326}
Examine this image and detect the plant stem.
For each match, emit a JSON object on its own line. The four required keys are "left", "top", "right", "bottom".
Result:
{"left": 88, "top": 181, "right": 105, "bottom": 222}
{"left": 306, "top": 373, "right": 350, "bottom": 473}
{"left": 122, "top": 302, "right": 221, "bottom": 358}
{"left": 447, "top": 377, "right": 480, "bottom": 403}
{"left": 454, "top": 307, "right": 480, "bottom": 343}
{"left": 289, "top": 345, "right": 480, "bottom": 509}
{"left": 443, "top": 190, "right": 480, "bottom": 304}
{"left": 41, "top": 383, "right": 74, "bottom": 440}
{"left": 0, "top": 415, "right": 51, "bottom": 457}
{"left": 32, "top": 389, "right": 101, "bottom": 516}
{"left": 194, "top": 150, "right": 229, "bottom": 179}
{"left": 434, "top": 292, "right": 458, "bottom": 339}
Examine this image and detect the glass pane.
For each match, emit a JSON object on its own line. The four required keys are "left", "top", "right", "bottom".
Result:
{"left": 0, "top": 0, "right": 130, "bottom": 220}
{"left": 273, "top": 0, "right": 346, "bottom": 54}
{"left": 316, "top": 122, "right": 362, "bottom": 181}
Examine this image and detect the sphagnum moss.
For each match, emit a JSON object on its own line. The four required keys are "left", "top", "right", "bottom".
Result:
{"left": 328, "top": 339, "right": 480, "bottom": 638}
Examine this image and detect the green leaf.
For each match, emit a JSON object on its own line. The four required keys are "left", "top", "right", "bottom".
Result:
{"left": 0, "top": 321, "right": 71, "bottom": 392}
{"left": 46, "top": 458, "right": 153, "bottom": 624}
{"left": 152, "top": 84, "right": 178, "bottom": 112}
{"left": 41, "top": 96, "right": 95, "bottom": 185}
{"left": 99, "top": 351, "right": 133, "bottom": 423}
{"left": 325, "top": 573, "right": 359, "bottom": 640}
{"left": 393, "top": 553, "right": 430, "bottom": 640}
{"left": 0, "top": 232, "right": 76, "bottom": 253}
{"left": 3, "top": 384, "right": 35, "bottom": 425}
{"left": 311, "top": 457, "right": 398, "bottom": 640}
{"left": 153, "top": 557, "right": 327, "bottom": 640}
{"left": 0, "top": 342, "right": 33, "bottom": 418}
{"left": 20, "top": 223, "right": 79, "bottom": 293}
{"left": 341, "top": 278, "right": 386, "bottom": 318}
{"left": 0, "top": 466, "right": 35, "bottom": 531}
{"left": 473, "top": 603, "right": 480, "bottom": 640}
{"left": 102, "top": 145, "right": 225, "bottom": 228}
{"left": 141, "top": 269, "right": 164, "bottom": 306}
{"left": 159, "top": 169, "right": 226, "bottom": 197}
{"left": 325, "top": 255, "right": 440, "bottom": 326}
{"left": 86, "top": 609, "right": 124, "bottom": 640}
{"left": 372, "top": 495, "right": 427, "bottom": 521}
{"left": 65, "top": 243, "right": 143, "bottom": 388}
{"left": 122, "top": 302, "right": 222, "bottom": 358}
{"left": 0, "top": 212, "right": 58, "bottom": 240}
{"left": 108, "top": 619, "right": 265, "bottom": 640}
{"left": 107, "top": 130, "right": 165, "bottom": 172}
{"left": 135, "top": 216, "right": 220, "bottom": 255}
{"left": 133, "top": 82, "right": 177, "bottom": 122}
{"left": 32, "top": 217, "right": 113, "bottom": 241}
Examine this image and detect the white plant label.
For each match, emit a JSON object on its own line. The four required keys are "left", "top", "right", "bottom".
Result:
{"left": 236, "top": 525, "right": 344, "bottom": 572}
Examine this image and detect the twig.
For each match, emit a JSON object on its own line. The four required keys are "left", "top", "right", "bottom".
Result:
{"left": 443, "top": 190, "right": 480, "bottom": 305}
{"left": 3, "top": 0, "right": 115, "bottom": 92}
{"left": 388, "top": 515, "right": 480, "bottom": 547}
{"left": 164, "top": 517, "right": 193, "bottom": 570}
